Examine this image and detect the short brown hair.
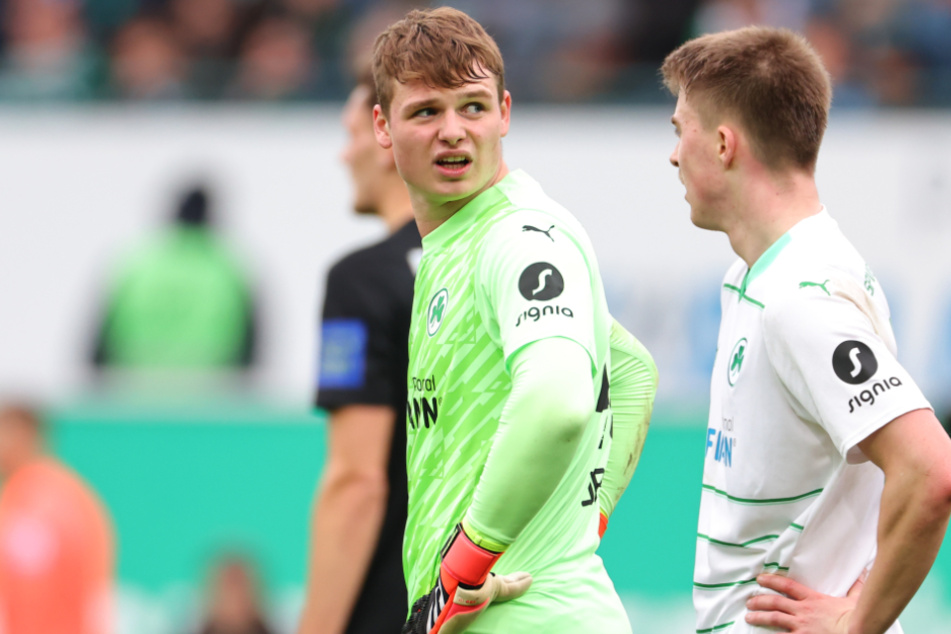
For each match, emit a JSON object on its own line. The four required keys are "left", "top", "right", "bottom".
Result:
{"left": 353, "top": 60, "right": 378, "bottom": 112}
{"left": 662, "top": 26, "right": 831, "bottom": 171}
{"left": 371, "top": 7, "right": 505, "bottom": 115}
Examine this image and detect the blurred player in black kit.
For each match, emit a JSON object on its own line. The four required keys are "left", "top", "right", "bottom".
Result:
{"left": 298, "top": 66, "right": 420, "bottom": 634}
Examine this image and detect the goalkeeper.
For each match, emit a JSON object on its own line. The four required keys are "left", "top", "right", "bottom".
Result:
{"left": 369, "top": 8, "right": 656, "bottom": 633}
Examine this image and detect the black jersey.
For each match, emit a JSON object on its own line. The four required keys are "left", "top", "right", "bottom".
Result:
{"left": 315, "top": 219, "right": 420, "bottom": 632}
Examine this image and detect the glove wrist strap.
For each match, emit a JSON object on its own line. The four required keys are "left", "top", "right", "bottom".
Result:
{"left": 441, "top": 524, "right": 501, "bottom": 588}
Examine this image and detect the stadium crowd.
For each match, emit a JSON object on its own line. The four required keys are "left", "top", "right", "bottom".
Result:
{"left": 1, "top": 0, "right": 950, "bottom": 105}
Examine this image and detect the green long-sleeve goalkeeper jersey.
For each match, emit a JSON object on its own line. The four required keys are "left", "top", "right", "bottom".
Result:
{"left": 404, "top": 170, "right": 631, "bottom": 633}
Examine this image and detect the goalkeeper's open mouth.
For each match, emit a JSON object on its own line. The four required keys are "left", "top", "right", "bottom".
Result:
{"left": 435, "top": 153, "right": 473, "bottom": 178}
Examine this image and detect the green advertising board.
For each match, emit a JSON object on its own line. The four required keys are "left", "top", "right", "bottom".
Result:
{"left": 43, "top": 400, "right": 951, "bottom": 633}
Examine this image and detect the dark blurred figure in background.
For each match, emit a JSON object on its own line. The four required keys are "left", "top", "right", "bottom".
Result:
{"left": 195, "top": 554, "right": 275, "bottom": 634}
{"left": 91, "top": 184, "right": 259, "bottom": 375}
{"left": 0, "top": 402, "right": 114, "bottom": 634}
{"left": 298, "top": 64, "right": 417, "bottom": 634}
{"left": 610, "top": 0, "right": 702, "bottom": 100}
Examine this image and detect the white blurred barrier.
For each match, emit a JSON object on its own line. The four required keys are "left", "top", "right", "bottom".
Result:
{"left": 0, "top": 106, "right": 949, "bottom": 412}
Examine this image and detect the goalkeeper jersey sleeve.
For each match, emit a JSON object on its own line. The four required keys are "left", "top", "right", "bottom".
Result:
{"left": 598, "top": 319, "right": 658, "bottom": 521}
{"left": 464, "top": 337, "right": 597, "bottom": 549}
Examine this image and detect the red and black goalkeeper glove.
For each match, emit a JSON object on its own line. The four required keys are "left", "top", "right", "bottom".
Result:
{"left": 598, "top": 511, "right": 609, "bottom": 539}
{"left": 402, "top": 524, "right": 532, "bottom": 634}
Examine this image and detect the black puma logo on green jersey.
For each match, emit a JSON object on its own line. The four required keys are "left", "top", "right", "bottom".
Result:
{"left": 522, "top": 224, "right": 555, "bottom": 242}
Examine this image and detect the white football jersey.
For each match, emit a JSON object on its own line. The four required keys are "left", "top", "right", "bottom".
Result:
{"left": 694, "top": 209, "right": 931, "bottom": 634}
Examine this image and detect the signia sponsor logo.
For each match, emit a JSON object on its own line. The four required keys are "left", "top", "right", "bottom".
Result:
{"left": 515, "top": 304, "right": 574, "bottom": 327}
{"left": 847, "top": 376, "right": 903, "bottom": 414}
{"left": 518, "top": 262, "right": 564, "bottom": 301}
{"left": 832, "top": 340, "right": 877, "bottom": 385}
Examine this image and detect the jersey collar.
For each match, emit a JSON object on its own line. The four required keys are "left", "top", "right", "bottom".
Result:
{"left": 741, "top": 206, "right": 830, "bottom": 293}
{"left": 421, "top": 170, "right": 528, "bottom": 252}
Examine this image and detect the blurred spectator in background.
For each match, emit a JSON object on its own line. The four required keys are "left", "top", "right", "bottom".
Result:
{"left": 892, "top": 0, "right": 951, "bottom": 105}
{"left": 83, "top": 0, "right": 144, "bottom": 40}
{"left": 168, "top": 0, "right": 242, "bottom": 99}
{"left": 691, "top": 0, "right": 811, "bottom": 34}
{"left": 342, "top": 1, "right": 416, "bottom": 74}
{"left": 228, "top": 12, "right": 315, "bottom": 101}
{"left": 610, "top": 0, "right": 701, "bottom": 101}
{"left": 109, "top": 14, "right": 186, "bottom": 100}
{"left": 819, "top": 0, "right": 919, "bottom": 105}
{"left": 298, "top": 64, "right": 417, "bottom": 634}
{"left": 531, "top": 0, "right": 627, "bottom": 101}
{"left": 0, "top": 402, "right": 114, "bottom": 634}
{"left": 279, "top": 0, "right": 352, "bottom": 97}
{"left": 0, "top": 0, "right": 105, "bottom": 101}
{"left": 194, "top": 554, "right": 275, "bottom": 634}
{"left": 91, "top": 183, "right": 259, "bottom": 375}
{"left": 802, "top": 17, "right": 875, "bottom": 107}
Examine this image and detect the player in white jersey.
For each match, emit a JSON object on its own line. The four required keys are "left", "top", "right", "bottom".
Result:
{"left": 663, "top": 26, "right": 951, "bottom": 634}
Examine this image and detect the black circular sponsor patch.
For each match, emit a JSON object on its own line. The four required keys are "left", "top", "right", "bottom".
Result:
{"left": 518, "top": 262, "right": 564, "bottom": 301}
{"left": 832, "top": 340, "right": 878, "bottom": 384}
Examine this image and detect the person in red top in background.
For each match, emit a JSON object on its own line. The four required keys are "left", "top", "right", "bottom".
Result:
{"left": 0, "top": 403, "right": 115, "bottom": 634}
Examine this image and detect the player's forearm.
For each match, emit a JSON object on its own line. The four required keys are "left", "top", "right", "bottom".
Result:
{"left": 598, "top": 327, "right": 657, "bottom": 518}
{"left": 298, "top": 469, "right": 388, "bottom": 634}
{"left": 850, "top": 465, "right": 951, "bottom": 634}
{"left": 464, "top": 338, "right": 594, "bottom": 548}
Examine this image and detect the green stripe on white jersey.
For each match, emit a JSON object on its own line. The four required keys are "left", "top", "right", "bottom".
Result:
{"left": 404, "top": 170, "right": 630, "bottom": 632}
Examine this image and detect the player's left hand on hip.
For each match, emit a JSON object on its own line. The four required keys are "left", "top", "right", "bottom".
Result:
{"left": 745, "top": 572, "right": 865, "bottom": 633}
{"left": 402, "top": 524, "right": 532, "bottom": 634}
